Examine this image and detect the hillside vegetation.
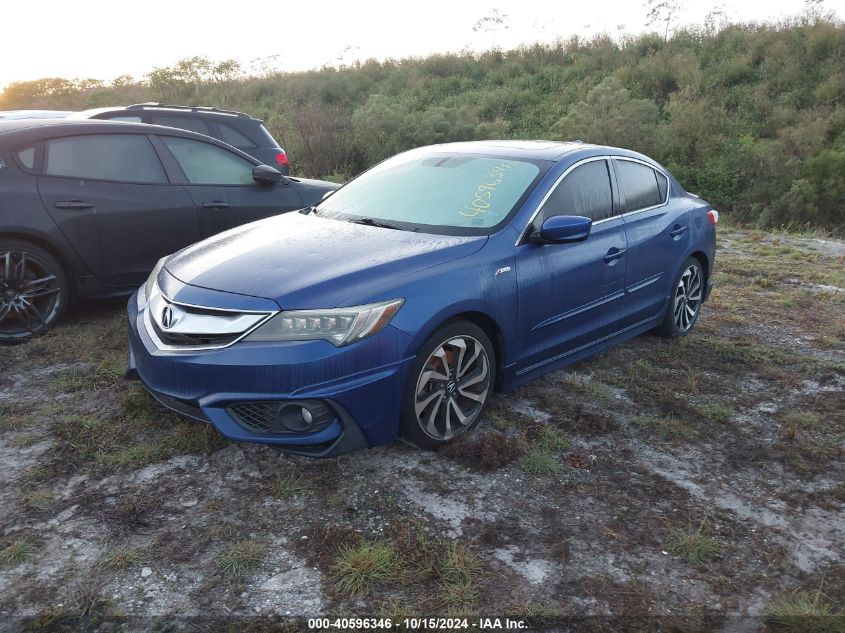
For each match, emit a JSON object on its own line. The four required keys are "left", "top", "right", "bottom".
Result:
{"left": 2, "top": 17, "right": 844, "bottom": 233}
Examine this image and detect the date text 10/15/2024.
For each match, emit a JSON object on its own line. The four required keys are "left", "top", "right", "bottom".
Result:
{"left": 307, "top": 617, "right": 528, "bottom": 630}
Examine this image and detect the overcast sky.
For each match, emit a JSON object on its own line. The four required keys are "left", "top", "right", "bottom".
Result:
{"left": 2, "top": 0, "right": 841, "bottom": 89}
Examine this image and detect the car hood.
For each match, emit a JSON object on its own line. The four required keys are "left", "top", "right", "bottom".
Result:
{"left": 164, "top": 212, "right": 487, "bottom": 309}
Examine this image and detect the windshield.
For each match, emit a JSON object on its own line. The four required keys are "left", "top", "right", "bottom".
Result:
{"left": 316, "top": 151, "right": 546, "bottom": 235}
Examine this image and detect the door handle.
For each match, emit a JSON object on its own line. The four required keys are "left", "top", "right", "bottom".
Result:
{"left": 603, "top": 247, "right": 627, "bottom": 263}
{"left": 202, "top": 201, "right": 230, "bottom": 209}
{"left": 54, "top": 200, "right": 93, "bottom": 210}
{"left": 670, "top": 224, "right": 687, "bottom": 238}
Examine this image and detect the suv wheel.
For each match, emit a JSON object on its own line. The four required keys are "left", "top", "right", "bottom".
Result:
{"left": 0, "top": 240, "right": 69, "bottom": 344}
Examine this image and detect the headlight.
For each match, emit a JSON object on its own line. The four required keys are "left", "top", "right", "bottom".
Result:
{"left": 139, "top": 257, "right": 167, "bottom": 308}
{"left": 244, "top": 298, "right": 404, "bottom": 346}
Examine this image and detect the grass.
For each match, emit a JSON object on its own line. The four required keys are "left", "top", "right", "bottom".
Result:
{"left": 767, "top": 588, "right": 844, "bottom": 633}
{"left": 46, "top": 369, "right": 91, "bottom": 395}
{"left": 23, "top": 489, "right": 56, "bottom": 510}
{"left": 271, "top": 473, "right": 309, "bottom": 499}
{"left": 518, "top": 450, "right": 561, "bottom": 476}
{"left": 216, "top": 540, "right": 267, "bottom": 579}
{"left": 666, "top": 519, "right": 721, "bottom": 565}
{"left": 560, "top": 372, "right": 617, "bottom": 404}
{"left": 701, "top": 403, "right": 735, "bottom": 424}
{"left": 534, "top": 425, "right": 571, "bottom": 452}
{"left": 633, "top": 414, "right": 697, "bottom": 441}
{"left": 7, "top": 433, "right": 39, "bottom": 447}
{"left": 0, "top": 409, "right": 35, "bottom": 432}
{"left": 437, "top": 543, "right": 481, "bottom": 608}
{"left": 52, "top": 398, "right": 226, "bottom": 473}
{"left": 332, "top": 542, "right": 399, "bottom": 595}
{"left": 100, "top": 547, "right": 142, "bottom": 572}
{"left": 0, "top": 536, "right": 35, "bottom": 567}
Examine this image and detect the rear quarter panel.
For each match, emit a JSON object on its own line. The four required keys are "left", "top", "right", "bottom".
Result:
{"left": 0, "top": 144, "right": 88, "bottom": 278}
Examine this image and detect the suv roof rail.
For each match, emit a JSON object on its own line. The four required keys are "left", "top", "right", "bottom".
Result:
{"left": 126, "top": 103, "right": 252, "bottom": 119}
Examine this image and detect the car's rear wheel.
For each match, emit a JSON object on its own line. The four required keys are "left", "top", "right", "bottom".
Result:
{"left": 0, "top": 240, "right": 69, "bottom": 344}
{"left": 657, "top": 257, "right": 704, "bottom": 338}
{"left": 400, "top": 320, "right": 495, "bottom": 450}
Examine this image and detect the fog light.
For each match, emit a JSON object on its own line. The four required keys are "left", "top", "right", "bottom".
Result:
{"left": 273, "top": 400, "right": 334, "bottom": 433}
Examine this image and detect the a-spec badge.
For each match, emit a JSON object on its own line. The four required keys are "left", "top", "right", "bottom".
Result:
{"left": 495, "top": 266, "right": 512, "bottom": 276}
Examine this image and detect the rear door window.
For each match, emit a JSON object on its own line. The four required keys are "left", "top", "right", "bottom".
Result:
{"left": 615, "top": 160, "right": 664, "bottom": 212}
{"left": 540, "top": 159, "right": 614, "bottom": 223}
{"left": 44, "top": 134, "right": 167, "bottom": 183}
{"left": 160, "top": 136, "right": 255, "bottom": 185}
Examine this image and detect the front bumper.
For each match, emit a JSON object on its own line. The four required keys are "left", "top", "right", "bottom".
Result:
{"left": 127, "top": 293, "right": 415, "bottom": 457}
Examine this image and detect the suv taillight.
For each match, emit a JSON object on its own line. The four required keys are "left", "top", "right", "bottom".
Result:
{"left": 274, "top": 150, "right": 289, "bottom": 167}
{"left": 706, "top": 210, "right": 719, "bottom": 225}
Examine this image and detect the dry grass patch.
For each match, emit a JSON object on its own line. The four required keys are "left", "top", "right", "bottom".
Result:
{"left": 0, "top": 535, "right": 36, "bottom": 568}
{"left": 767, "top": 588, "right": 844, "bottom": 633}
{"left": 100, "top": 547, "right": 142, "bottom": 572}
{"left": 518, "top": 450, "right": 561, "bottom": 476}
{"left": 332, "top": 542, "right": 399, "bottom": 595}
{"left": 217, "top": 540, "right": 267, "bottom": 579}
{"left": 666, "top": 519, "right": 721, "bottom": 565}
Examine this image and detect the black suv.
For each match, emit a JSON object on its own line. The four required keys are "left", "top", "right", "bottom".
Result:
{"left": 73, "top": 103, "right": 291, "bottom": 174}
{"left": 0, "top": 119, "right": 338, "bottom": 342}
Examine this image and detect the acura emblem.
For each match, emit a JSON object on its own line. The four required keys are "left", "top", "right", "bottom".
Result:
{"left": 161, "top": 305, "right": 176, "bottom": 329}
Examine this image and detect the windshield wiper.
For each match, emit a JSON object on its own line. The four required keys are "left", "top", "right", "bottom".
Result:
{"left": 350, "top": 217, "right": 401, "bottom": 230}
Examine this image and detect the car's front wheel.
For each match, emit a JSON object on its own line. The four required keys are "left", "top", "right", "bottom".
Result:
{"left": 657, "top": 257, "right": 704, "bottom": 338}
{"left": 0, "top": 240, "right": 69, "bottom": 344}
{"left": 400, "top": 320, "right": 495, "bottom": 450}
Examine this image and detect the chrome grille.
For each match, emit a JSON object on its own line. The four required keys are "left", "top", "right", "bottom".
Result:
{"left": 144, "top": 285, "right": 273, "bottom": 351}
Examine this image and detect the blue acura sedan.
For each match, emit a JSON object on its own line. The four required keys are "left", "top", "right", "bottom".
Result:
{"left": 127, "top": 141, "right": 717, "bottom": 456}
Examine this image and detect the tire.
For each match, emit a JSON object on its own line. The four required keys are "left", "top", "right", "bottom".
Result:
{"left": 656, "top": 257, "right": 704, "bottom": 338}
{"left": 399, "top": 320, "right": 496, "bottom": 450}
{"left": 0, "top": 239, "right": 70, "bottom": 344}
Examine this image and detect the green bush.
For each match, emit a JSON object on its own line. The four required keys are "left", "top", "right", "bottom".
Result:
{"left": 2, "top": 18, "right": 843, "bottom": 232}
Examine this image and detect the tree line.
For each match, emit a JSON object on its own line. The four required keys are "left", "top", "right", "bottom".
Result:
{"left": 1, "top": 16, "right": 843, "bottom": 233}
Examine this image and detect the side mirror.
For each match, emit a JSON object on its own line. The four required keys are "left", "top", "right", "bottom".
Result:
{"left": 534, "top": 215, "right": 592, "bottom": 244}
{"left": 252, "top": 164, "right": 284, "bottom": 185}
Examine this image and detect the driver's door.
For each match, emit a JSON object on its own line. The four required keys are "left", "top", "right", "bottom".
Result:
{"left": 154, "top": 135, "right": 303, "bottom": 236}
{"left": 515, "top": 158, "right": 628, "bottom": 373}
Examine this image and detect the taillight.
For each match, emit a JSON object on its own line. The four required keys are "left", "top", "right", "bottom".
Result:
{"left": 706, "top": 209, "right": 719, "bottom": 225}
{"left": 274, "top": 150, "right": 289, "bottom": 167}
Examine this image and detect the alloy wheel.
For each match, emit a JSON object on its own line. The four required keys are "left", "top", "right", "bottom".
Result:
{"left": 673, "top": 264, "right": 702, "bottom": 333}
{"left": 414, "top": 335, "right": 491, "bottom": 440}
{"left": 0, "top": 249, "right": 63, "bottom": 340}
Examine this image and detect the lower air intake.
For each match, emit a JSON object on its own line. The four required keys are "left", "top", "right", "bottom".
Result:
{"left": 228, "top": 400, "right": 334, "bottom": 435}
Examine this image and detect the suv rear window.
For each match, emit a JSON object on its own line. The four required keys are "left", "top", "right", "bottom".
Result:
{"left": 150, "top": 115, "right": 210, "bottom": 136}
{"left": 216, "top": 122, "right": 256, "bottom": 148}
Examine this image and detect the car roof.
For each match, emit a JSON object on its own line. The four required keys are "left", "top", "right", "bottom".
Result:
{"left": 0, "top": 119, "right": 262, "bottom": 163}
{"left": 0, "top": 110, "right": 74, "bottom": 120}
{"left": 72, "top": 103, "right": 259, "bottom": 121}
{"left": 419, "top": 139, "right": 663, "bottom": 167}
